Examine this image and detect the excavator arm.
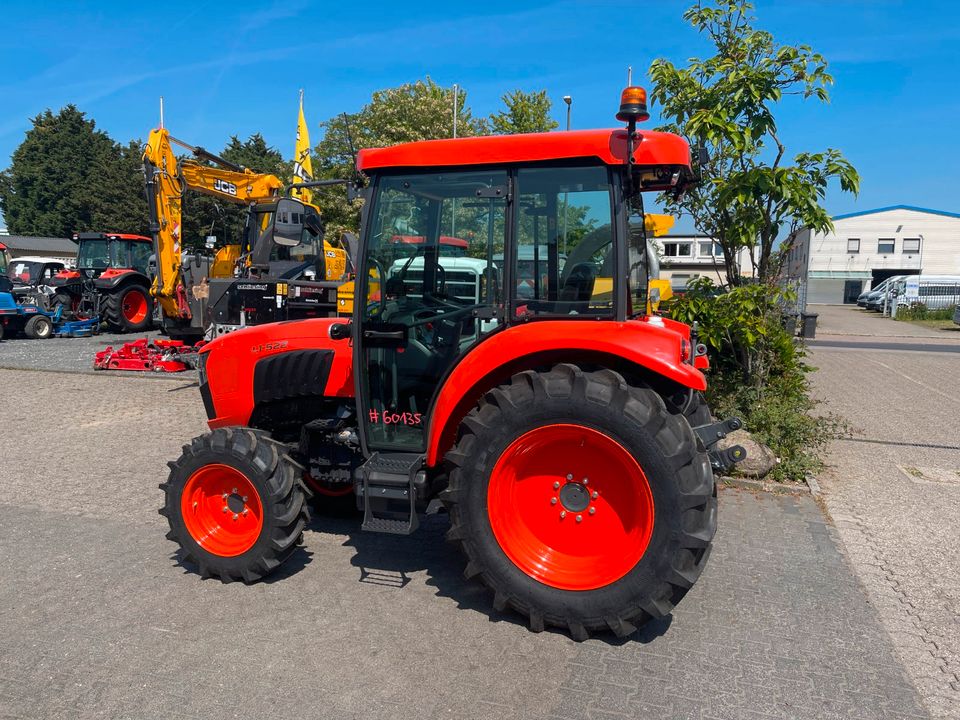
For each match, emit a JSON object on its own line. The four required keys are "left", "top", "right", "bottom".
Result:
{"left": 142, "top": 128, "right": 287, "bottom": 322}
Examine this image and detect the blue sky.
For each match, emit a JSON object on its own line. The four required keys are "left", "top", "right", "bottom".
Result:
{"left": 2, "top": 0, "right": 959, "bottom": 231}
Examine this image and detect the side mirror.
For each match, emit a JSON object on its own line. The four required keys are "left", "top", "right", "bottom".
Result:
{"left": 273, "top": 197, "right": 306, "bottom": 247}
{"left": 329, "top": 321, "right": 351, "bottom": 341}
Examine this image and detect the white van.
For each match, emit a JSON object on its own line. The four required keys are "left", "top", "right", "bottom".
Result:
{"left": 890, "top": 275, "right": 960, "bottom": 310}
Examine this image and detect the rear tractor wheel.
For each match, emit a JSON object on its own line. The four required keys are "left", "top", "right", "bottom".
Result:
{"left": 160, "top": 428, "right": 310, "bottom": 582}
{"left": 442, "top": 364, "right": 716, "bottom": 640}
{"left": 102, "top": 285, "right": 152, "bottom": 333}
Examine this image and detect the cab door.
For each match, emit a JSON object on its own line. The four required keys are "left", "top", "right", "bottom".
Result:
{"left": 357, "top": 169, "right": 508, "bottom": 453}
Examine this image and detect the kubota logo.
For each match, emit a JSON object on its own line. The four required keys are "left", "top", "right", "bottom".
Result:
{"left": 214, "top": 179, "right": 237, "bottom": 196}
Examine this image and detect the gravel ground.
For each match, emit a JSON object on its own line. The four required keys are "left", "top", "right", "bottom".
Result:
{"left": 0, "top": 329, "right": 198, "bottom": 380}
{"left": 809, "top": 330, "right": 960, "bottom": 718}
{"left": 0, "top": 367, "right": 928, "bottom": 719}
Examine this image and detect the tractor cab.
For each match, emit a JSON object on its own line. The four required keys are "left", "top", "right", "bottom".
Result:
{"left": 71, "top": 232, "right": 152, "bottom": 278}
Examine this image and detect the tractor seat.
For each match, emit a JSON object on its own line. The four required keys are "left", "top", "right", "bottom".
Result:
{"left": 559, "top": 263, "right": 597, "bottom": 302}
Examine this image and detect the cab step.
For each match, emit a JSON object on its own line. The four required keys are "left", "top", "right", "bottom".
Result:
{"left": 357, "top": 452, "right": 423, "bottom": 535}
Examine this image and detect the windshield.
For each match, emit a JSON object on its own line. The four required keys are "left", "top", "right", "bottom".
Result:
{"left": 77, "top": 239, "right": 124, "bottom": 269}
{"left": 7, "top": 260, "right": 45, "bottom": 284}
{"left": 0, "top": 250, "right": 8, "bottom": 274}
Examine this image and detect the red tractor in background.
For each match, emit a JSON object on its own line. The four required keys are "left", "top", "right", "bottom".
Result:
{"left": 51, "top": 232, "right": 154, "bottom": 333}
{"left": 159, "top": 86, "right": 745, "bottom": 640}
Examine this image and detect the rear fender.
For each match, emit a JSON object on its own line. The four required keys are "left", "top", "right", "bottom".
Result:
{"left": 425, "top": 319, "right": 706, "bottom": 466}
{"left": 93, "top": 269, "right": 149, "bottom": 291}
{"left": 203, "top": 318, "right": 354, "bottom": 428}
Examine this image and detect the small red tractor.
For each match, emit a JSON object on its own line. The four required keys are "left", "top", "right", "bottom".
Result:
{"left": 51, "top": 232, "right": 154, "bottom": 333}
{"left": 160, "top": 87, "right": 745, "bottom": 639}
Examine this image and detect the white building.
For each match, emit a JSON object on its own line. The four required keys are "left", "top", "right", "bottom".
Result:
{"left": 784, "top": 205, "right": 960, "bottom": 305}
{"left": 653, "top": 234, "right": 753, "bottom": 290}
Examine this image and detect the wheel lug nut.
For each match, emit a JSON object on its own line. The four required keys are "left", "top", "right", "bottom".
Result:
{"left": 550, "top": 498, "right": 557, "bottom": 505}
{"left": 589, "top": 507, "right": 596, "bottom": 515}
{"left": 221, "top": 493, "right": 228, "bottom": 499}
{"left": 582, "top": 478, "right": 588, "bottom": 485}
{"left": 566, "top": 474, "right": 573, "bottom": 481}
{"left": 242, "top": 496, "right": 248, "bottom": 502}
{"left": 576, "top": 515, "right": 582, "bottom": 523}
{"left": 553, "top": 481, "right": 560, "bottom": 490}
{"left": 222, "top": 506, "right": 228, "bottom": 513}
{"left": 232, "top": 513, "right": 238, "bottom": 520}
{"left": 591, "top": 491, "right": 598, "bottom": 499}
{"left": 242, "top": 509, "right": 248, "bottom": 516}
{"left": 232, "top": 488, "right": 237, "bottom": 494}
{"left": 560, "top": 511, "right": 567, "bottom": 519}
{"left": 193, "top": 501, "right": 198, "bottom": 509}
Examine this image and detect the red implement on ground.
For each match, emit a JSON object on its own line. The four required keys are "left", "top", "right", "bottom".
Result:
{"left": 94, "top": 338, "right": 204, "bottom": 373}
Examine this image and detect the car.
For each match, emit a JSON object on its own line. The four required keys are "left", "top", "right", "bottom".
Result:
{"left": 862, "top": 275, "right": 908, "bottom": 311}
{"left": 889, "top": 275, "right": 960, "bottom": 312}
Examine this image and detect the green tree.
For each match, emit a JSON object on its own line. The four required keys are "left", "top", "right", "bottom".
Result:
{"left": 649, "top": 0, "right": 859, "bottom": 285}
{"left": 180, "top": 133, "right": 288, "bottom": 250}
{"left": 313, "top": 78, "right": 485, "bottom": 237}
{"left": 489, "top": 90, "right": 559, "bottom": 134}
{"left": 0, "top": 106, "right": 147, "bottom": 237}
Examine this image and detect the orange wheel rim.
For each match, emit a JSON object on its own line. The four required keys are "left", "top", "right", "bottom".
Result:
{"left": 487, "top": 424, "right": 654, "bottom": 591}
{"left": 122, "top": 290, "right": 148, "bottom": 323}
{"left": 181, "top": 464, "right": 263, "bottom": 557}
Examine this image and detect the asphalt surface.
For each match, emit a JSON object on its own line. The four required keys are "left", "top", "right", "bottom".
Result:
{"left": 0, "top": 367, "right": 929, "bottom": 719}
{"left": 809, "top": 304, "right": 960, "bottom": 719}
{"left": 808, "top": 340, "right": 960, "bottom": 353}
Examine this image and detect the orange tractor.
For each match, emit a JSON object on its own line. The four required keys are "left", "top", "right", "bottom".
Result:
{"left": 160, "top": 87, "right": 745, "bottom": 639}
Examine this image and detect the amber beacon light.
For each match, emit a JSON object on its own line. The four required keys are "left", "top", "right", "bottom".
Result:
{"left": 616, "top": 86, "right": 650, "bottom": 123}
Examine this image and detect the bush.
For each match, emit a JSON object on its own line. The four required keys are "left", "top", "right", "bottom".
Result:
{"left": 895, "top": 302, "right": 955, "bottom": 321}
{"left": 664, "top": 278, "right": 845, "bottom": 482}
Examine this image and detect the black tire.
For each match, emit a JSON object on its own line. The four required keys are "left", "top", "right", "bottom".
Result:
{"left": 24, "top": 314, "right": 53, "bottom": 339}
{"left": 670, "top": 390, "right": 712, "bottom": 428}
{"left": 160, "top": 427, "right": 310, "bottom": 583}
{"left": 102, "top": 284, "right": 152, "bottom": 333}
{"left": 442, "top": 363, "right": 715, "bottom": 640}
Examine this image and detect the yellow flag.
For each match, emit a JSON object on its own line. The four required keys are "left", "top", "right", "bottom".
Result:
{"left": 293, "top": 90, "right": 314, "bottom": 205}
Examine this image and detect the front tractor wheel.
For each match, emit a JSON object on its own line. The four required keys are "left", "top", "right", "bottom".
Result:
{"left": 442, "top": 364, "right": 716, "bottom": 640}
{"left": 103, "top": 285, "right": 152, "bottom": 333}
{"left": 160, "top": 428, "right": 310, "bottom": 582}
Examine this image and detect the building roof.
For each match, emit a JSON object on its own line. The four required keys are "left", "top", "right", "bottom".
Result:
{"left": 357, "top": 128, "right": 691, "bottom": 177}
{"left": 833, "top": 205, "right": 960, "bottom": 221}
{"left": 0, "top": 235, "right": 79, "bottom": 254}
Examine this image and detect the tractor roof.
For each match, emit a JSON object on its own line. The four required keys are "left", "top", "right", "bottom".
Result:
{"left": 74, "top": 232, "right": 152, "bottom": 243}
{"left": 357, "top": 128, "right": 691, "bottom": 173}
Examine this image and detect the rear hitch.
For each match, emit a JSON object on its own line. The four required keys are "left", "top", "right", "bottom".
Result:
{"left": 693, "top": 417, "right": 747, "bottom": 472}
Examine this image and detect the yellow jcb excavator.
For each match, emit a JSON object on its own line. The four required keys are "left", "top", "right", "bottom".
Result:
{"left": 143, "top": 127, "right": 350, "bottom": 340}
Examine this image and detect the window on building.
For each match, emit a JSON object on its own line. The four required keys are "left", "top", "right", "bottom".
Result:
{"left": 902, "top": 238, "right": 920, "bottom": 253}
{"left": 847, "top": 238, "right": 860, "bottom": 254}
{"left": 663, "top": 241, "right": 692, "bottom": 257}
{"left": 698, "top": 241, "right": 722, "bottom": 257}
{"left": 878, "top": 238, "right": 895, "bottom": 254}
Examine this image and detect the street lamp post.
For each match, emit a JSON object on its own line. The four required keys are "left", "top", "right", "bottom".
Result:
{"left": 563, "top": 95, "right": 572, "bottom": 131}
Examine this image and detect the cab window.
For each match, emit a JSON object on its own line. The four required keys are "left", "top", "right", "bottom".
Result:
{"left": 512, "top": 165, "right": 615, "bottom": 318}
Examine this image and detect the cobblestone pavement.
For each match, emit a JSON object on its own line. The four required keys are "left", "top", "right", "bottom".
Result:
{"left": 811, "top": 304, "right": 960, "bottom": 340}
{"left": 0, "top": 368, "right": 928, "bottom": 719}
{"left": 810, "top": 343, "right": 960, "bottom": 719}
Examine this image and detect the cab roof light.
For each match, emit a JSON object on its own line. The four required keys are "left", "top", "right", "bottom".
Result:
{"left": 616, "top": 86, "right": 649, "bottom": 123}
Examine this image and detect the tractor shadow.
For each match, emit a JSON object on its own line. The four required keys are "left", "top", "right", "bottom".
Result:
{"left": 169, "top": 544, "right": 315, "bottom": 583}
{"left": 307, "top": 506, "right": 673, "bottom": 645}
